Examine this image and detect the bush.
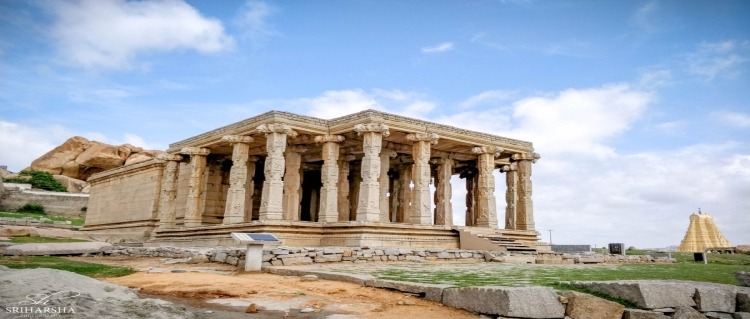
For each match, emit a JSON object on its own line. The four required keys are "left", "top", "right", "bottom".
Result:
{"left": 18, "top": 203, "right": 45, "bottom": 214}
{"left": 17, "top": 170, "right": 67, "bottom": 192}
{"left": 3, "top": 177, "right": 30, "bottom": 184}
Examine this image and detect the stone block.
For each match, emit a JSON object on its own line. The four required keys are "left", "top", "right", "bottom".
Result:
{"left": 622, "top": 309, "right": 670, "bottom": 319}
{"left": 559, "top": 290, "right": 624, "bottom": 319}
{"left": 365, "top": 279, "right": 451, "bottom": 302}
{"left": 704, "top": 312, "right": 733, "bottom": 319}
{"left": 734, "top": 313, "right": 750, "bottom": 319}
{"left": 575, "top": 255, "right": 605, "bottom": 264}
{"left": 671, "top": 306, "right": 707, "bottom": 319}
{"left": 226, "top": 256, "right": 238, "bottom": 265}
{"left": 738, "top": 289, "right": 750, "bottom": 312}
{"left": 737, "top": 272, "right": 750, "bottom": 287}
{"left": 281, "top": 256, "right": 312, "bottom": 266}
{"left": 374, "top": 249, "right": 384, "bottom": 256}
{"left": 442, "top": 286, "right": 565, "bottom": 318}
{"left": 437, "top": 252, "right": 455, "bottom": 259}
{"left": 342, "top": 249, "right": 352, "bottom": 257}
{"left": 214, "top": 252, "right": 227, "bottom": 263}
{"left": 570, "top": 281, "right": 697, "bottom": 309}
{"left": 4, "top": 242, "right": 113, "bottom": 256}
{"left": 310, "top": 271, "right": 375, "bottom": 286}
{"left": 384, "top": 249, "right": 399, "bottom": 256}
{"left": 695, "top": 285, "right": 737, "bottom": 312}
{"left": 503, "top": 255, "right": 536, "bottom": 264}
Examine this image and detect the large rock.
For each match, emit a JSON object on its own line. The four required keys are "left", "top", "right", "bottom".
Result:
{"left": 75, "top": 143, "right": 131, "bottom": 171}
{"left": 124, "top": 153, "right": 153, "bottom": 166}
{"left": 694, "top": 285, "right": 737, "bottom": 312}
{"left": 672, "top": 306, "right": 708, "bottom": 319}
{"left": 4, "top": 242, "right": 113, "bottom": 256}
{"left": 737, "top": 272, "right": 750, "bottom": 287}
{"left": 442, "top": 286, "right": 565, "bottom": 318}
{"left": 622, "top": 309, "right": 670, "bottom": 319}
{"left": 570, "top": 281, "right": 697, "bottom": 309}
{"left": 0, "top": 267, "right": 194, "bottom": 319}
{"left": 365, "top": 279, "right": 451, "bottom": 302}
{"left": 0, "top": 226, "right": 39, "bottom": 237}
{"left": 30, "top": 136, "right": 92, "bottom": 175}
{"left": 738, "top": 289, "right": 750, "bottom": 312}
{"left": 559, "top": 290, "right": 624, "bottom": 319}
{"left": 53, "top": 174, "right": 88, "bottom": 193}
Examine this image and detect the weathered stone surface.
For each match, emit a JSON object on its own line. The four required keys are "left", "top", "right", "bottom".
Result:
{"left": 734, "top": 312, "right": 750, "bottom": 319}
{"left": 738, "top": 289, "right": 750, "bottom": 312}
{"left": 703, "top": 312, "right": 733, "bottom": 319}
{"left": 365, "top": 279, "right": 450, "bottom": 302}
{"left": 4, "top": 242, "right": 113, "bottom": 256}
{"left": 622, "top": 309, "right": 670, "bottom": 319}
{"left": 559, "top": 290, "right": 624, "bottom": 319}
{"left": 124, "top": 153, "right": 153, "bottom": 166}
{"left": 280, "top": 256, "right": 313, "bottom": 266}
{"left": 442, "top": 286, "right": 565, "bottom": 318}
{"left": 695, "top": 285, "right": 737, "bottom": 312}
{"left": 737, "top": 272, "right": 750, "bottom": 287}
{"left": 30, "top": 136, "right": 92, "bottom": 175}
{"left": 0, "top": 226, "right": 39, "bottom": 237}
{"left": 75, "top": 142, "right": 131, "bottom": 170}
{"left": 53, "top": 174, "right": 88, "bottom": 193}
{"left": 570, "top": 281, "right": 697, "bottom": 309}
{"left": 671, "top": 306, "right": 708, "bottom": 319}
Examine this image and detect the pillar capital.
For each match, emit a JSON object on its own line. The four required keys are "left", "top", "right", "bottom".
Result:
{"left": 156, "top": 153, "right": 183, "bottom": 162}
{"left": 472, "top": 146, "right": 503, "bottom": 157}
{"left": 511, "top": 152, "right": 541, "bottom": 162}
{"left": 221, "top": 135, "right": 254, "bottom": 144}
{"left": 354, "top": 123, "right": 390, "bottom": 137}
{"left": 314, "top": 134, "right": 345, "bottom": 143}
{"left": 406, "top": 132, "right": 439, "bottom": 144}
{"left": 381, "top": 149, "right": 398, "bottom": 158}
{"left": 501, "top": 163, "right": 517, "bottom": 172}
{"left": 180, "top": 147, "right": 210, "bottom": 156}
{"left": 256, "top": 123, "right": 298, "bottom": 138}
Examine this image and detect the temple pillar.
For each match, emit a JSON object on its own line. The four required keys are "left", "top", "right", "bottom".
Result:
{"left": 432, "top": 157, "right": 453, "bottom": 226}
{"left": 257, "top": 123, "right": 298, "bottom": 221}
{"left": 221, "top": 135, "right": 254, "bottom": 225}
{"left": 337, "top": 155, "right": 353, "bottom": 221}
{"left": 406, "top": 133, "right": 439, "bottom": 225}
{"left": 397, "top": 165, "right": 411, "bottom": 223}
{"left": 244, "top": 157, "right": 257, "bottom": 222}
{"left": 181, "top": 147, "right": 210, "bottom": 227}
{"left": 157, "top": 154, "right": 183, "bottom": 228}
{"left": 282, "top": 146, "right": 305, "bottom": 221}
{"left": 472, "top": 146, "right": 502, "bottom": 228}
{"left": 379, "top": 149, "right": 397, "bottom": 222}
{"left": 460, "top": 167, "right": 476, "bottom": 226}
{"left": 513, "top": 152, "right": 540, "bottom": 231}
{"left": 501, "top": 163, "right": 518, "bottom": 230}
{"left": 354, "top": 123, "right": 390, "bottom": 222}
{"left": 315, "top": 134, "right": 345, "bottom": 222}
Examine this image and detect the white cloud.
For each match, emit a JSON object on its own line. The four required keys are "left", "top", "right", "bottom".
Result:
{"left": 421, "top": 42, "right": 454, "bottom": 54}
{"left": 653, "top": 120, "right": 686, "bottom": 135}
{"left": 711, "top": 111, "right": 750, "bottom": 128}
{"left": 687, "top": 40, "right": 748, "bottom": 80}
{"left": 44, "top": 0, "right": 234, "bottom": 70}
{"left": 235, "top": 0, "right": 278, "bottom": 42}
{"left": 459, "top": 90, "right": 516, "bottom": 109}
{"left": 637, "top": 69, "right": 672, "bottom": 88}
{"left": 303, "top": 89, "right": 435, "bottom": 119}
{"left": 0, "top": 120, "right": 74, "bottom": 172}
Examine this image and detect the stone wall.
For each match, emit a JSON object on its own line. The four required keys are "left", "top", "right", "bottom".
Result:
{"left": 551, "top": 244, "right": 591, "bottom": 253}
{"left": 0, "top": 189, "right": 88, "bottom": 218}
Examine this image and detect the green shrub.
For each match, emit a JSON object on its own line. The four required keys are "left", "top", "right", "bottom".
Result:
{"left": 18, "top": 203, "right": 45, "bottom": 214}
{"left": 18, "top": 170, "right": 67, "bottom": 192}
{"left": 80, "top": 206, "right": 87, "bottom": 212}
{"left": 3, "top": 177, "right": 30, "bottom": 183}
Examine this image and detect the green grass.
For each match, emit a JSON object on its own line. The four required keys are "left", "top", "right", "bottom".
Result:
{"left": 0, "top": 256, "right": 135, "bottom": 278}
{"left": 0, "top": 211, "right": 84, "bottom": 226}
{"left": 1, "top": 235, "right": 89, "bottom": 243}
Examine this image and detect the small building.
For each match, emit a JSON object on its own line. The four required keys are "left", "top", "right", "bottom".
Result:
{"left": 83, "top": 110, "right": 544, "bottom": 250}
{"left": 677, "top": 210, "right": 731, "bottom": 252}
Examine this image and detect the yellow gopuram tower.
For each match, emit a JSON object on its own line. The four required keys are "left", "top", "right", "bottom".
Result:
{"left": 677, "top": 210, "right": 731, "bottom": 252}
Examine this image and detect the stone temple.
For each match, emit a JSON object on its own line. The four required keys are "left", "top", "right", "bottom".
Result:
{"left": 83, "top": 110, "right": 545, "bottom": 251}
{"left": 677, "top": 210, "right": 731, "bottom": 252}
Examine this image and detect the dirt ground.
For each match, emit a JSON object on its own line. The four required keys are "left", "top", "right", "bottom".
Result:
{"left": 68, "top": 256, "right": 478, "bottom": 319}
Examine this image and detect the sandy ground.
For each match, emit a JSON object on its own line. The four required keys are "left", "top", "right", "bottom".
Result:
{"left": 68, "top": 257, "right": 478, "bottom": 319}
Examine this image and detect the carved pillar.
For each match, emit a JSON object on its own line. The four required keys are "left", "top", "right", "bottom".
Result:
{"left": 397, "top": 165, "right": 412, "bottom": 223}
{"left": 460, "top": 167, "right": 476, "bottom": 226}
{"left": 513, "top": 152, "right": 540, "bottom": 231}
{"left": 257, "top": 123, "right": 297, "bottom": 221}
{"left": 472, "top": 146, "right": 502, "bottom": 229}
{"left": 379, "top": 149, "right": 397, "bottom": 222}
{"left": 315, "top": 135, "right": 345, "bottom": 222}
{"left": 181, "top": 147, "right": 210, "bottom": 227}
{"left": 501, "top": 163, "right": 518, "bottom": 230}
{"left": 432, "top": 158, "right": 453, "bottom": 226}
{"left": 282, "top": 146, "right": 305, "bottom": 221}
{"left": 354, "top": 123, "right": 390, "bottom": 222}
{"left": 244, "top": 157, "right": 257, "bottom": 222}
{"left": 406, "top": 133, "right": 439, "bottom": 225}
{"left": 157, "top": 154, "right": 183, "bottom": 228}
{"left": 221, "top": 135, "right": 254, "bottom": 225}
{"left": 337, "top": 155, "right": 353, "bottom": 221}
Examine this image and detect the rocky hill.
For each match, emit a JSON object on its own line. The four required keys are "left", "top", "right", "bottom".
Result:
{"left": 16, "top": 136, "right": 164, "bottom": 193}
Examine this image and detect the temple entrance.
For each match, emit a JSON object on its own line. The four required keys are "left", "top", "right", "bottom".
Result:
{"left": 300, "top": 169, "right": 322, "bottom": 221}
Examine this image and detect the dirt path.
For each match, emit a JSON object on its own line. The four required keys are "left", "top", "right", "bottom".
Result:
{"left": 70, "top": 257, "right": 477, "bottom": 318}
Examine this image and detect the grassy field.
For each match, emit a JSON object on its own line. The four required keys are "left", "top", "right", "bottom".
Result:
{"left": 0, "top": 211, "right": 85, "bottom": 226}
{"left": 0, "top": 256, "right": 135, "bottom": 278}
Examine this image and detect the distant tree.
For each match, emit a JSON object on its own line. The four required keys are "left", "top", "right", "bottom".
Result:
{"left": 17, "top": 170, "right": 67, "bottom": 192}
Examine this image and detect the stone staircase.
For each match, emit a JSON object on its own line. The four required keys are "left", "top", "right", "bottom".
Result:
{"left": 456, "top": 227, "right": 544, "bottom": 252}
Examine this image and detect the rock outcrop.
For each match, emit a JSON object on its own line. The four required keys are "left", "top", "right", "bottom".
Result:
{"left": 27, "top": 136, "right": 164, "bottom": 193}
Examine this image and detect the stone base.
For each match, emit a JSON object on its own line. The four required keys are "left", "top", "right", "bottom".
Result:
{"left": 145, "top": 221, "right": 462, "bottom": 249}
{"left": 81, "top": 220, "right": 157, "bottom": 242}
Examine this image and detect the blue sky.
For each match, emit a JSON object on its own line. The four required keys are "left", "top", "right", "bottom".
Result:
{"left": 1, "top": 0, "right": 748, "bottom": 248}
